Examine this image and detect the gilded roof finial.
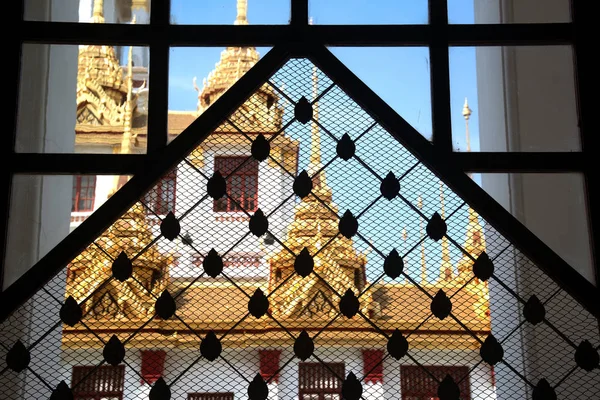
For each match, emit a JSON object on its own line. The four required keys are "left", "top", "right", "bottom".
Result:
{"left": 92, "top": 0, "right": 105, "bottom": 23}
{"left": 439, "top": 181, "right": 454, "bottom": 281}
{"left": 235, "top": 0, "right": 248, "bottom": 25}
{"left": 308, "top": 66, "right": 323, "bottom": 180}
{"left": 418, "top": 195, "right": 427, "bottom": 285}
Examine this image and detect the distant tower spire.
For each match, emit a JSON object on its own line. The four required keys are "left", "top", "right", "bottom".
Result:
{"left": 462, "top": 97, "right": 472, "bottom": 152}
{"left": 235, "top": 0, "right": 248, "bottom": 25}
{"left": 92, "top": 0, "right": 105, "bottom": 23}
{"left": 439, "top": 181, "right": 453, "bottom": 281}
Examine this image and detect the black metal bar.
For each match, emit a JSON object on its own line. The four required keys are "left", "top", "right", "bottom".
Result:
{"left": 147, "top": 0, "right": 171, "bottom": 153}
{"left": 454, "top": 152, "right": 586, "bottom": 172}
{"left": 429, "top": 0, "right": 452, "bottom": 152}
{"left": 2, "top": 1, "right": 24, "bottom": 291}
{"left": 291, "top": 0, "right": 308, "bottom": 26}
{"left": 18, "top": 22, "right": 574, "bottom": 47}
{"left": 571, "top": 0, "right": 599, "bottom": 284}
{"left": 307, "top": 44, "right": 599, "bottom": 318}
{"left": 0, "top": 45, "right": 291, "bottom": 323}
{"left": 9, "top": 154, "right": 146, "bottom": 174}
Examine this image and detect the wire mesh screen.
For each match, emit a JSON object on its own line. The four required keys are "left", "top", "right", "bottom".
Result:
{"left": 1, "top": 58, "right": 599, "bottom": 400}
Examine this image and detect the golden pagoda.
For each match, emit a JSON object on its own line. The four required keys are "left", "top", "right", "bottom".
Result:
{"left": 267, "top": 66, "right": 377, "bottom": 319}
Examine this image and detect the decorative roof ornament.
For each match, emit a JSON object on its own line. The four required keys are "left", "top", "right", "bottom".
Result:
{"left": 76, "top": 0, "right": 131, "bottom": 128}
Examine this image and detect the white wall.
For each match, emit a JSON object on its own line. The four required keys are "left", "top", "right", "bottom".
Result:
{"left": 474, "top": 1, "right": 599, "bottom": 400}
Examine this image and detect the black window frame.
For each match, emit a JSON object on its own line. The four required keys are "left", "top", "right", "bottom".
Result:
{"left": 2, "top": 0, "right": 596, "bottom": 315}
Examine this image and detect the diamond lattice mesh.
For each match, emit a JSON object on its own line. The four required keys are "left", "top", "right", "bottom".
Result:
{"left": 1, "top": 58, "right": 599, "bottom": 400}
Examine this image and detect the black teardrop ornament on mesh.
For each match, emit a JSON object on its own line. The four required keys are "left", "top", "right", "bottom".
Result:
{"left": 112, "top": 251, "right": 133, "bottom": 282}
{"left": 294, "top": 96, "right": 313, "bottom": 124}
{"left": 532, "top": 379, "right": 557, "bottom": 400}
{"left": 60, "top": 295, "right": 82, "bottom": 327}
{"left": 437, "top": 374, "right": 460, "bottom": 400}
{"left": 50, "top": 381, "right": 74, "bottom": 400}
{"left": 339, "top": 289, "right": 360, "bottom": 318}
{"left": 574, "top": 340, "right": 599, "bottom": 371}
{"left": 203, "top": 248, "right": 224, "bottom": 278}
{"left": 431, "top": 289, "right": 452, "bottom": 320}
{"left": 251, "top": 134, "right": 270, "bottom": 162}
{"left": 337, "top": 133, "right": 356, "bottom": 161}
{"left": 380, "top": 172, "right": 400, "bottom": 200}
{"left": 248, "top": 289, "right": 269, "bottom": 318}
{"left": 6, "top": 340, "right": 30, "bottom": 373}
{"left": 155, "top": 290, "right": 176, "bottom": 320}
{"left": 294, "top": 247, "right": 314, "bottom": 278}
{"left": 149, "top": 377, "right": 171, "bottom": 400}
{"left": 160, "top": 212, "right": 180, "bottom": 241}
{"left": 294, "top": 330, "right": 314, "bottom": 361}
{"left": 293, "top": 170, "right": 313, "bottom": 198}
{"left": 200, "top": 331, "right": 222, "bottom": 361}
{"left": 207, "top": 171, "right": 227, "bottom": 199}
{"left": 266, "top": 95, "right": 274, "bottom": 110}
{"left": 523, "top": 295, "right": 545, "bottom": 325}
{"left": 103, "top": 335, "right": 125, "bottom": 366}
{"left": 384, "top": 249, "right": 404, "bottom": 279}
{"left": 341, "top": 372, "right": 363, "bottom": 400}
{"left": 387, "top": 329, "right": 409, "bottom": 360}
{"left": 249, "top": 209, "right": 269, "bottom": 237}
{"left": 480, "top": 334, "right": 504, "bottom": 365}
{"left": 338, "top": 210, "right": 358, "bottom": 239}
{"left": 473, "top": 251, "right": 494, "bottom": 281}
{"left": 248, "top": 373, "right": 269, "bottom": 400}
{"left": 426, "top": 212, "right": 447, "bottom": 241}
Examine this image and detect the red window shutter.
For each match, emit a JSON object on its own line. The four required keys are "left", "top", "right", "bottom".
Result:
{"left": 141, "top": 350, "right": 166, "bottom": 384}
{"left": 259, "top": 349, "right": 281, "bottom": 383}
{"left": 362, "top": 349, "right": 384, "bottom": 383}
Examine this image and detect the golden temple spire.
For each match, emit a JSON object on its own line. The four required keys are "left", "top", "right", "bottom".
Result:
{"left": 92, "top": 0, "right": 105, "bottom": 23}
{"left": 418, "top": 195, "right": 427, "bottom": 284}
{"left": 235, "top": 0, "right": 249, "bottom": 25}
{"left": 308, "top": 65, "right": 325, "bottom": 186}
{"left": 121, "top": 43, "right": 134, "bottom": 156}
{"left": 439, "top": 181, "right": 453, "bottom": 281}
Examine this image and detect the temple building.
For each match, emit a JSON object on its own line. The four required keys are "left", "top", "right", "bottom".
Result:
{"left": 59, "top": 0, "right": 494, "bottom": 399}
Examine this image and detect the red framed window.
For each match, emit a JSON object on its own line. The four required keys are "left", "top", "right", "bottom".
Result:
{"left": 71, "top": 365, "right": 125, "bottom": 400}
{"left": 72, "top": 175, "right": 97, "bottom": 212}
{"left": 400, "top": 366, "right": 471, "bottom": 400}
{"left": 299, "top": 362, "right": 345, "bottom": 400}
{"left": 144, "top": 170, "right": 177, "bottom": 215}
{"left": 188, "top": 393, "right": 234, "bottom": 400}
{"left": 213, "top": 156, "right": 258, "bottom": 212}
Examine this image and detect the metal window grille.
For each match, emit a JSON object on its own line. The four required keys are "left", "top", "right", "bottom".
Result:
{"left": 213, "top": 156, "right": 259, "bottom": 212}
{"left": 72, "top": 175, "right": 97, "bottom": 212}
{"left": 2, "top": 1, "right": 599, "bottom": 400}
{"left": 71, "top": 365, "right": 125, "bottom": 400}
{"left": 401, "top": 365, "right": 471, "bottom": 400}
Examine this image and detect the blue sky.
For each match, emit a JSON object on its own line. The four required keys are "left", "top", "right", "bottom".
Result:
{"left": 167, "top": 0, "right": 480, "bottom": 151}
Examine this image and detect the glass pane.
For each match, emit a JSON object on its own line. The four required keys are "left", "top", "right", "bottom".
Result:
{"left": 476, "top": 173, "right": 594, "bottom": 283}
{"left": 449, "top": 0, "right": 570, "bottom": 24}
{"left": 24, "top": 0, "right": 150, "bottom": 23}
{"left": 309, "top": 0, "right": 428, "bottom": 24}
{"left": 170, "top": 0, "right": 290, "bottom": 24}
{"left": 17, "top": 43, "right": 150, "bottom": 153}
{"left": 450, "top": 46, "right": 579, "bottom": 152}
{"left": 3, "top": 174, "right": 124, "bottom": 289}
{"left": 168, "top": 47, "right": 273, "bottom": 138}
{"left": 329, "top": 47, "right": 432, "bottom": 140}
